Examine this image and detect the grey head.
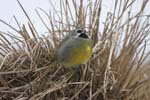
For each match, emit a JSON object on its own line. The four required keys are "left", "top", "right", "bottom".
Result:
{"left": 69, "top": 28, "right": 86, "bottom": 37}
{"left": 60, "top": 28, "right": 88, "bottom": 45}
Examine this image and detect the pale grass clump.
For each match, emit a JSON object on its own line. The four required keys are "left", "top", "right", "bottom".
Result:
{"left": 0, "top": 0, "right": 150, "bottom": 100}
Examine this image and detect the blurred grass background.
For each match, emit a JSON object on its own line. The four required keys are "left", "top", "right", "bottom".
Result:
{"left": 0, "top": 0, "right": 150, "bottom": 99}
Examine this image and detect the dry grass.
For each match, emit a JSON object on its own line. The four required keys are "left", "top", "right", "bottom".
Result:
{"left": 0, "top": 0, "right": 150, "bottom": 100}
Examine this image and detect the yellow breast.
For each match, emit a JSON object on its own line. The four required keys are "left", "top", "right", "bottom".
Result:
{"left": 62, "top": 42, "right": 92, "bottom": 67}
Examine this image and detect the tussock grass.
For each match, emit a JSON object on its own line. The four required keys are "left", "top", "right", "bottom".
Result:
{"left": 0, "top": 0, "right": 150, "bottom": 99}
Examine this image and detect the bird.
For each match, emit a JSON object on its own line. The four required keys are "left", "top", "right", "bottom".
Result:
{"left": 56, "top": 28, "right": 93, "bottom": 67}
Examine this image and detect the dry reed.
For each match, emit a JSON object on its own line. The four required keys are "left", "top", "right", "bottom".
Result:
{"left": 0, "top": 0, "right": 150, "bottom": 100}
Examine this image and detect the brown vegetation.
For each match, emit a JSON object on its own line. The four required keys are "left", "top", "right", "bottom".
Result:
{"left": 0, "top": 0, "right": 150, "bottom": 99}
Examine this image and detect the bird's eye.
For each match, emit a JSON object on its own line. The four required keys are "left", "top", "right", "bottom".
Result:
{"left": 76, "top": 29, "right": 82, "bottom": 33}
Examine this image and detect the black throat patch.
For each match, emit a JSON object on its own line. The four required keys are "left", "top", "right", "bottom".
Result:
{"left": 78, "top": 33, "right": 89, "bottom": 39}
